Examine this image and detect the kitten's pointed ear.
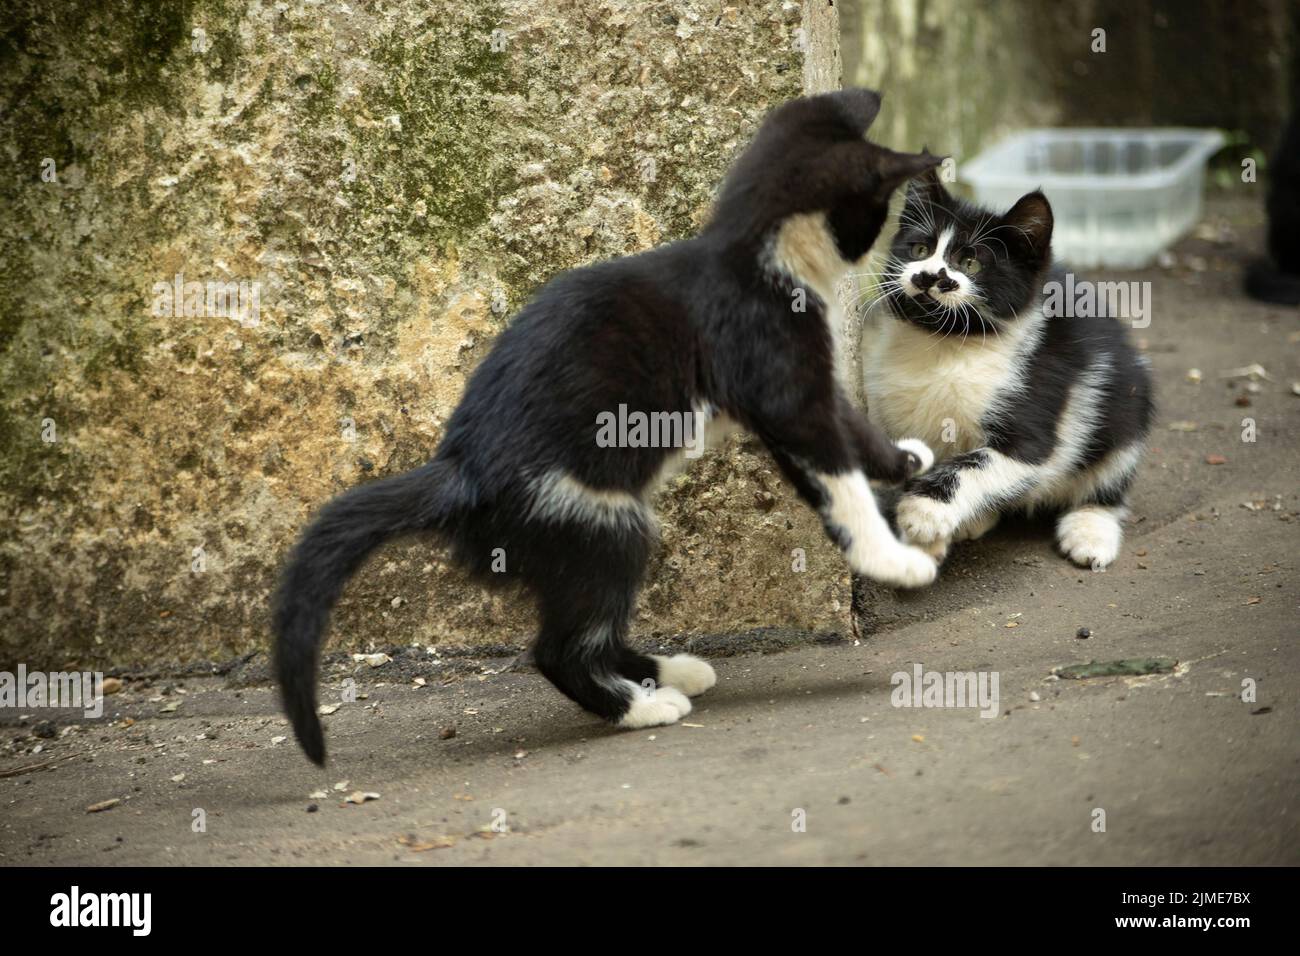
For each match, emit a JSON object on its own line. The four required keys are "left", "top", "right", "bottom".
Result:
{"left": 1003, "top": 190, "right": 1054, "bottom": 257}
{"left": 904, "top": 151, "right": 949, "bottom": 206}
{"left": 828, "top": 87, "right": 883, "bottom": 135}
{"left": 875, "top": 148, "right": 945, "bottom": 200}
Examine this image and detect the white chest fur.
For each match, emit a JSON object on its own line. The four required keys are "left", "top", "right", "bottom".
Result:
{"left": 862, "top": 315, "right": 1042, "bottom": 459}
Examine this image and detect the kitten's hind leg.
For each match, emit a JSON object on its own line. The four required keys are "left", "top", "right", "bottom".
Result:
{"left": 650, "top": 653, "right": 717, "bottom": 697}
{"left": 532, "top": 597, "right": 692, "bottom": 729}
{"left": 1056, "top": 504, "right": 1125, "bottom": 570}
{"left": 529, "top": 523, "right": 691, "bottom": 729}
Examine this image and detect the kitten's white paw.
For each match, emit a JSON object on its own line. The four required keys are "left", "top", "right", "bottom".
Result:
{"left": 896, "top": 494, "right": 960, "bottom": 545}
{"left": 1057, "top": 508, "right": 1122, "bottom": 570}
{"left": 616, "top": 684, "right": 692, "bottom": 729}
{"left": 651, "top": 654, "right": 717, "bottom": 697}
{"left": 896, "top": 437, "right": 934, "bottom": 476}
{"left": 855, "top": 543, "right": 938, "bottom": 589}
{"left": 955, "top": 510, "right": 1000, "bottom": 542}
{"left": 916, "top": 537, "right": 950, "bottom": 562}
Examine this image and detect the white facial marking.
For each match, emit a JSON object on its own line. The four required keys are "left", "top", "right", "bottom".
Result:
{"left": 901, "top": 227, "right": 976, "bottom": 309}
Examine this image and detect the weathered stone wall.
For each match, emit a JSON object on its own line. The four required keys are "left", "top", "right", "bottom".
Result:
{"left": 0, "top": 0, "right": 853, "bottom": 669}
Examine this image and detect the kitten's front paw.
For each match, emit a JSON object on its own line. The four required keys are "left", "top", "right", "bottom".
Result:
{"left": 896, "top": 493, "right": 960, "bottom": 545}
{"left": 915, "top": 536, "right": 950, "bottom": 563}
{"left": 895, "top": 438, "right": 935, "bottom": 477}
{"left": 855, "top": 543, "right": 938, "bottom": 589}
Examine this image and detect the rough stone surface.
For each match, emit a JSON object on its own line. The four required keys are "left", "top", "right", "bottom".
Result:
{"left": 0, "top": 1, "right": 852, "bottom": 668}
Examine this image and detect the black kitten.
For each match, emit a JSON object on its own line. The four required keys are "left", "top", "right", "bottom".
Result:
{"left": 864, "top": 168, "right": 1154, "bottom": 570}
{"left": 1245, "top": 109, "right": 1300, "bottom": 305}
{"left": 274, "top": 89, "right": 943, "bottom": 763}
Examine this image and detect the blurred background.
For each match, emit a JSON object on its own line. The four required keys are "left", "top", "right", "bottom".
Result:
{"left": 843, "top": 0, "right": 1296, "bottom": 180}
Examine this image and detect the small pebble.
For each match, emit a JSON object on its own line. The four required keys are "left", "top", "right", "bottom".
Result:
{"left": 306, "top": 803, "right": 319, "bottom": 813}
{"left": 1076, "top": 627, "right": 1091, "bottom": 639}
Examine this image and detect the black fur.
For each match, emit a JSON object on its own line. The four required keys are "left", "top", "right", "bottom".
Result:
{"left": 273, "top": 89, "right": 941, "bottom": 763}
{"left": 907, "top": 450, "right": 988, "bottom": 502}
{"left": 1245, "top": 109, "right": 1300, "bottom": 305}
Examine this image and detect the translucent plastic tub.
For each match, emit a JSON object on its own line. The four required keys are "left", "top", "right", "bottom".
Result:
{"left": 960, "top": 128, "right": 1225, "bottom": 269}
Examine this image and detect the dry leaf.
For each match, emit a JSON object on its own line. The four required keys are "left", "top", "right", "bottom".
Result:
{"left": 398, "top": 834, "right": 456, "bottom": 852}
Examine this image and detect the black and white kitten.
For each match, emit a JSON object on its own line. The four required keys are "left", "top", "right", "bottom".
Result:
{"left": 274, "top": 89, "right": 943, "bottom": 764}
{"left": 864, "top": 169, "right": 1154, "bottom": 570}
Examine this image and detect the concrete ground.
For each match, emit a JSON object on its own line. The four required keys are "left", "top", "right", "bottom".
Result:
{"left": 2, "top": 195, "right": 1297, "bottom": 866}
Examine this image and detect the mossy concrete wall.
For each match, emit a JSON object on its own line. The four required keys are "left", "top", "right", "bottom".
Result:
{"left": 0, "top": 0, "right": 851, "bottom": 669}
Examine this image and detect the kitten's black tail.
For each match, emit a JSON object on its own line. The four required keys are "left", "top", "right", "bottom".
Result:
{"left": 272, "top": 458, "right": 467, "bottom": 764}
{"left": 1244, "top": 258, "right": 1300, "bottom": 306}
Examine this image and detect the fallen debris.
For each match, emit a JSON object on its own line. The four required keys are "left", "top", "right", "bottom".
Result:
{"left": 0, "top": 751, "right": 87, "bottom": 779}
{"left": 1218, "top": 363, "right": 1270, "bottom": 382}
{"left": 398, "top": 834, "right": 456, "bottom": 852}
{"left": 1055, "top": 659, "right": 1177, "bottom": 680}
{"left": 85, "top": 798, "right": 120, "bottom": 813}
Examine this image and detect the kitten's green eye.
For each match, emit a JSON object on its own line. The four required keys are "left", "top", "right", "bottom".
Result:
{"left": 960, "top": 255, "right": 981, "bottom": 275}
{"left": 910, "top": 243, "right": 930, "bottom": 259}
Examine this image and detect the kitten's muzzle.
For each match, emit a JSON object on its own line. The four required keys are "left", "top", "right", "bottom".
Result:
{"left": 908, "top": 267, "right": 960, "bottom": 299}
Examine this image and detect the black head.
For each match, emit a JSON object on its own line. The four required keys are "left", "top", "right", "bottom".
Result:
{"left": 709, "top": 88, "right": 944, "bottom": 262}
{"left": 885, "top": 167, "right": 1054, "bottom": 335}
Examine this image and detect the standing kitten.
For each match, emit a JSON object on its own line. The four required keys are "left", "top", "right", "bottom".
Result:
{"left": 275, "top": 89, "right": 942, "bottom": 764}
{"left": 864, "top": 169, "right": 1153, "bottom": 569}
